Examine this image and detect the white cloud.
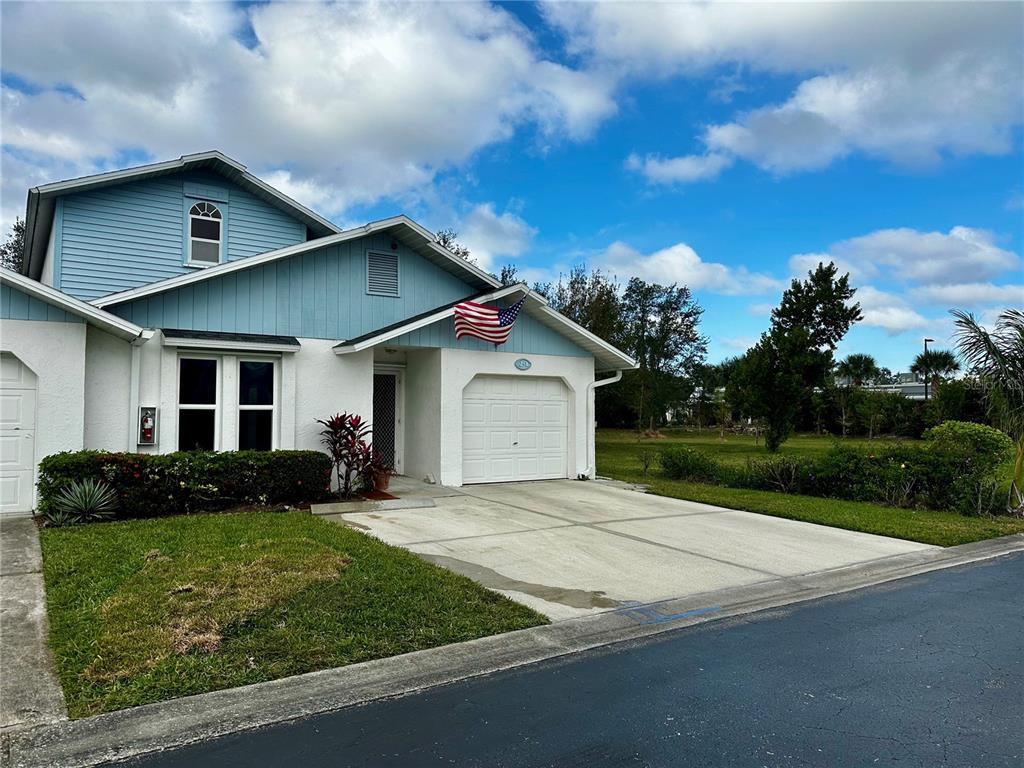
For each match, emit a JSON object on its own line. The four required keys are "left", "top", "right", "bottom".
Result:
{"left": 910, "top": 283, "right": 1024, "bottom": 308}
{"left": 856, "top": 286, "right": 929, "bottom": 335}
{"left": 721, "top": 335, "right": 757, "bottom": 351}
{"left": 457, "top": 203, "right": 537, "bottom": 272}
{"left": 625, "top": 152, "right": 733, "bottom": 184}
{"left": 546, "top": 3, "right": 1023, "bottom": 177}
{"left": 790, "top": 226, "right": 1020, "bottom": 286}
{"left": 594, "top": 240, "right": 782, "bottom": 296}
{"left": 0, "top": 1, "right": 616, "bottom": 231}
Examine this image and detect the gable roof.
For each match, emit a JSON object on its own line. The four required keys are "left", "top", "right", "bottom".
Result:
{"left": 0, "top": 268, "right": 152, "bottom": 342}
{"left": 21, "top": 151, "right": 341, "bottom": 281}
{"left": 92, "top": 214, "right": 501, "bottom": 308}
{"left": 333, "top": 283, "right": 638, "bottom": 372}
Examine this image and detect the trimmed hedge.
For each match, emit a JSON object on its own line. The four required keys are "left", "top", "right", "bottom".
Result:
{"left": 659, "top": 422, "right": 1013, "bottom": 516}
{"left": 37, "top": 450, "right": 332, "bottom": 519}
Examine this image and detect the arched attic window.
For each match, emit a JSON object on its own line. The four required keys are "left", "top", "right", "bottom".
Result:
{"left": 188, "top": 201, "right": 222, "bottom": 266}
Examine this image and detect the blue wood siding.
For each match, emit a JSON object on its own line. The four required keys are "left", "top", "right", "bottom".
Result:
{"left": 107, "top": 234, "right": 591, "bottom": 358}
{"left": 392, "top": 311, "right": 590, "bottom": 357}
{"left": 57, "top": 170, "right": 308, "bottom": 301}
{"left": 110, "top": 233, "right": 473, "bottom": 339}
{"left": 0, "top": 284, "right": 84, "bottom": 323}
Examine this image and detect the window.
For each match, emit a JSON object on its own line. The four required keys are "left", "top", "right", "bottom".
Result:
{"left": 188, "top": 201, "right": 222, "bottom": 266}
{"left": 238, "top": 360, "right": 275, "bottom": 450}
{"left": 178, "top": 358, "right": 218, "bottom": 451}
{"left": 366, "top": 251, "right": 399, "bottom": 296}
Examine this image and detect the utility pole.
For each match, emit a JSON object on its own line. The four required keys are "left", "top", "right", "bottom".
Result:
{"left": 922, "top": 337, "right": 934, "bottom": 400}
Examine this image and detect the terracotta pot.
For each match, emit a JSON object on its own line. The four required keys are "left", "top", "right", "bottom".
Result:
{"left": 374, "top": 470, "right": 391, "bottom": 491}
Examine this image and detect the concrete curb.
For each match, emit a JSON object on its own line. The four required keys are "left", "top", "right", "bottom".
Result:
{"left": 4, "top": 533, "right": 1022, "bottom": 768}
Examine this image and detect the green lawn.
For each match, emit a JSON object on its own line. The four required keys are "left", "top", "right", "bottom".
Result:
{"left": 41, "top": 511, "right": 547, "bottom": 718}
{"left": 597, "top": 429, "right": 1024, "bottom": 547}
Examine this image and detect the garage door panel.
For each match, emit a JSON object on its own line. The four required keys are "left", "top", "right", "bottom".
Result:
{"left": 489, "top": 430, "right": 513, "bottom": 450}
{"left": 463, "top": 375, "right": 568, "bottom": 484}
{"left": 0, "top": 433, "right": 33, "bottom": 469}
{"left": 463, "top": 402, "right": 486, "bottom": 425}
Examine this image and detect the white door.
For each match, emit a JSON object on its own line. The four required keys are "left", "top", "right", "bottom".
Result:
{"left": 462, "top": 375, "right": 568, "bottom": 484}
{"left": 0, "top": 354, "right": 37, "bottom": 515}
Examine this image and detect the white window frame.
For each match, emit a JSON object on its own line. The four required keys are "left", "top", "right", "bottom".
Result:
{"left": 237, "top": 357, "right": 279, "bottom": 451}
{"left": 177, "top": 355, "right": 220, "bottom": 451}
{"left": 187, "top": 201, "right": 223, "bottom": 268}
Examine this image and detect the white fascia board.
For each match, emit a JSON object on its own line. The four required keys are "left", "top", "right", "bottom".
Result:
{"left": 333, "top": 284, "right": 527, "bottom": 355}
{"left": 162, "top": 337, "right": 300, "bottom": 354}
{"left": 532, "top": 302, "right": 638, "bottom": 371}
{"left": 0, "top": 269, "right": 152, "bottom": 342}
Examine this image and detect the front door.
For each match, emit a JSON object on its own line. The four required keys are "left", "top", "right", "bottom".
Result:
{"left": 372, "top": 372, "right": 402, "bottom": 473}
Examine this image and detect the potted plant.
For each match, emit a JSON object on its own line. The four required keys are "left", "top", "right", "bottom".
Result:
{"left": 365, "top": 449, "right": 394, "bottom": 492}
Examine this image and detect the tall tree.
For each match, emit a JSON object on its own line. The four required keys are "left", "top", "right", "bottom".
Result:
{"left": 952, "top": 309, "right": 1024, "bottom": 515}
{"left": 619, "top": 278, "right": 707, "bottom": 430}
{"left": 0, "top": 218, "right": 25, "bottom": 272}
{"left": 434, "top": 228, "right": 472, "bottom": 261}
{"left": 546, "top": 265, "right": 624, "bottom": 348}
{"left": 734, "top": 262, "right": 862, "bottom": 451}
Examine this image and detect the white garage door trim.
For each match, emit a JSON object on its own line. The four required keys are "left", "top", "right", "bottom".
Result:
{"left": 0, "top": 353, "right": 38, "bottom": 515}
{"left": 462, "top": 375, "right": 568, "bottom": 484}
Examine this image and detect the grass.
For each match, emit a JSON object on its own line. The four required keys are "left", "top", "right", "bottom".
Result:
{"left": 597, "top": 429, "right": 1024, "bottom": 548}
{"left": 40, "top": 511, "right": 547, "bottom": 718}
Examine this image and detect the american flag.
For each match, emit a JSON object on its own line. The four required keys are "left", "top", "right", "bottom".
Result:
{"left": 454, "top": 296, "right": 526, "bottom": 345}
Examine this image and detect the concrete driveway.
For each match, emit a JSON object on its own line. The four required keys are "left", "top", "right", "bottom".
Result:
{"left": 330, "top": 480, "right": 936, "bottom": 620}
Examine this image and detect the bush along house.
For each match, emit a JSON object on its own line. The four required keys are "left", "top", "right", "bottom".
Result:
{"left": 0, "top": 151, "right": 635, "bottom": 515}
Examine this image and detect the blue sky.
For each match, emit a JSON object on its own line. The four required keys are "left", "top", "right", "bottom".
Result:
{"left": 2, "top": 1, "right": 1021, "bottom": 370}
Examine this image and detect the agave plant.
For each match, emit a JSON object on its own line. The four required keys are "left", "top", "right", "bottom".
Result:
{"left": 952, "top": 308, "right": 1024, "bottom": 516}
{"left": 41, "top": 507, "right": 77, "bottom": 528}
{"left": 53, "top": 477, "right": 119, "bottom": 523}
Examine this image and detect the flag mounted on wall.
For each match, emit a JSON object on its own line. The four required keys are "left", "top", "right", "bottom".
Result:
{"left": 454, "top": 296, "right": 526, "bottom": 345}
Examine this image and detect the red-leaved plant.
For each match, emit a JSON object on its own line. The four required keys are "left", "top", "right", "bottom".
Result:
{"left": 316, "top": 413, "right": 373, "bottom": 498}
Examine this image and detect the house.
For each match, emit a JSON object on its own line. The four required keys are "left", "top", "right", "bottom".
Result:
{"left": 0, "top": 151, "right": 635, "bottom": 515}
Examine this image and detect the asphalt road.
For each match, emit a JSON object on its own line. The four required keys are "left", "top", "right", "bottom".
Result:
{"left": 121, "top": 553, "right": 1024, "bottom": 768}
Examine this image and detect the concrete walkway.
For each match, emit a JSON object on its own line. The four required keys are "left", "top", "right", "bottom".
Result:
{"left": 0, "top": 517, "right": 66, "bottom": 732}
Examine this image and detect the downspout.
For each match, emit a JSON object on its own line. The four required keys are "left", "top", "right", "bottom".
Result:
{"left": 581, "top": 370, "right": 623, "bottom": 480}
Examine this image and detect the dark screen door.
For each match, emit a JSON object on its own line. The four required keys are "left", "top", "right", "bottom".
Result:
{"left": 372, "top": 373, "right": 397, "bottom": 470}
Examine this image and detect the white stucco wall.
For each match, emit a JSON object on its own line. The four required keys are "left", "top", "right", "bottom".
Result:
{"left": 403, "top": 348, "right": 442, "bottom": 482}
{"left": 84, "top": 325, "right": 133, "bottom": 451}
{"left": 436, "top": 348, "right": 596, "bottom": 487}
{"left": 292, "top": 341, "right": 374, "bottom": 452}
{"left": 0, "top": 319, "right": 87, "bottom": 506}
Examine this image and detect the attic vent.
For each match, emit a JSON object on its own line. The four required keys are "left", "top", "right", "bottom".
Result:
{"left": 367, "top": 251, "right": 400, "bottom": 297}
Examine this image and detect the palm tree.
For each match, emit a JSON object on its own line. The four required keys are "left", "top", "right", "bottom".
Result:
{"left": 911, "top": 349, "right": 959, "bottom": 397}
{"left": 952, "top": 309, "right": 1024, "bottom": 515}
{"left": 836, "top": 353, "right": 880, "bottom": 387}
{"left": 831, "top": 354, "right": 880, "bottom": 436}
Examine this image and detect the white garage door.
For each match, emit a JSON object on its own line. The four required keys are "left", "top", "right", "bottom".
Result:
{"left": 0, "top": 353, "right": 37, "bottom": 515}
{"left": 462, "top": 375, "right": 568, "bottom": 484}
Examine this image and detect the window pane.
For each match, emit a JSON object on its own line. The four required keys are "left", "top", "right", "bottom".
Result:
{"left": 191, "top": 217, "right": 221, "bottom": 240}
{"left": 178, "top": 409, "right": 215, "bottom": 451}
{"left": 179, "top": 358, "right": 217, "bottom": 404}
{"left": 190, "top": 239, "right": 220, "bottom": 264}
{"left": 239, "top": 410, "right": 272, "bottom": 451}
{"left": 239, "top": 361, "right": 274, "bottom": 405}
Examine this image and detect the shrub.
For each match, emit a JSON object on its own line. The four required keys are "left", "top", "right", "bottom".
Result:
{"left": 37, "top": 450, "right": 332, "bottom": 520}
{"left": 317, "top": 413, "right": 373, "bottom": 498}
{"left": 740, "top": 456, "right": 816, "bottom": 495}
{"left": 660, "top": 447, "right": 723, "bottom": 483}
{"left": 50, "top": 478, "right": 118, "bottom": 525}
{"left": 924, "top": 421, "right": 1013, "bottom": 473}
